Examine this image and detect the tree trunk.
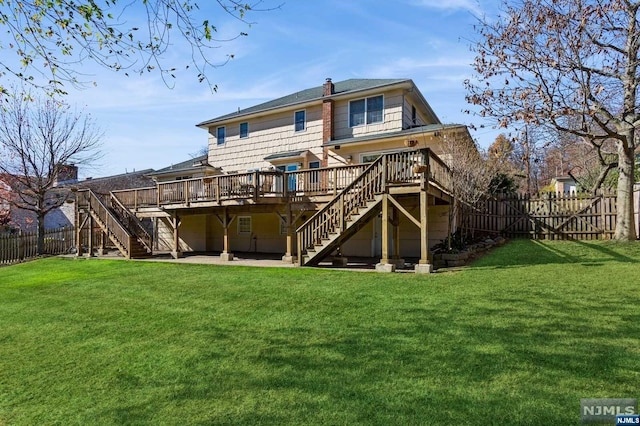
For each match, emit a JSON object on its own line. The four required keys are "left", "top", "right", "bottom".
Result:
{"left": 37, "top": 213, "right": 46, "bottom": 255}
{"left": 613, "top": 142, "right": 636, "bottom": 240}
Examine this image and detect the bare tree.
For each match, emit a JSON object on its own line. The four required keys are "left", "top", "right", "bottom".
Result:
{"left": 442, "top": 134, "right": 493, "bottom": 249}
{"left": 0, "top": 89, "right": 102, "bottom": 253}
{"left": 0, "top": 0, "right": 276, "bottom": 94}
{"left": 466, "top": 0, "right": 639, "bottom": 240}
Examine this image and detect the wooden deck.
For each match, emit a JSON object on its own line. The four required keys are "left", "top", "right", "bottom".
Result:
{"left": 78, "top": 148, "right": 454, "bottom": 269}
{"left": 112, "top": 149, "right": 452, "bottom": 212}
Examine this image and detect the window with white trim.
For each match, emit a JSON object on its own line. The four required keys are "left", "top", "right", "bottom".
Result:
{"left": 349, "top": 95, "right": 384, "bottom": 127}
{"left": 240, "top": 122, "right": 248, "bottom": 139}
{"left": 294, "top": 110, "right": 306, "bottom": 132}
{"left": 238, "top": 216, "right": 251, "bottom": 234}
{"left": 216, "top": 126, "right": 226, "bottom": 145}
{"left": 361, "top": 153, "right": 382, "bottom": 163}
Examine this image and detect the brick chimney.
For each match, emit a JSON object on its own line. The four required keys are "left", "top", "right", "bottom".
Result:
{"left": 53, "top": 164, "right": 78, "bottom": 186}
{"left": 322, "top": 78, "right": 334, "bottom": 167}
{"left": 323, "top": 77, "right": 335, "bottom": 96}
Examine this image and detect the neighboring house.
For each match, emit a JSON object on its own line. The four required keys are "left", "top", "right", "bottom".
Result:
{"left": 1, "top": 166, "right": 156, "bottom": 233}
{"left": 78, "top": 78, "right": 474, "bottom": 272}
{"left": 551, "top": 176, "right": 578, "bottom": 194}
{"left": 0, "top": 171, "right": 74, "bottom": 233}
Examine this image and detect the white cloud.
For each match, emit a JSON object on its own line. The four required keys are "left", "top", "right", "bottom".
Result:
{"left": 411, "top": 0, "right": 484, "bottom": 17}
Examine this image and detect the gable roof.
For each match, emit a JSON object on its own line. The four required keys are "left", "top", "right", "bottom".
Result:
{"left": 152, "top": 154, "right": 209, "bottom": 174}
{"left": 147, "top": 154, "right": 220, "bottom": 179}
{"left": 196, "top": 78, "right": 411, "bottom": 128}
{"left": 74, "top": 169, "right": 156, "bottom": 194}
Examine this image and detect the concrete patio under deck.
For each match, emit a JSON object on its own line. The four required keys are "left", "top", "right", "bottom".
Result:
{"left": 69, "top": 251, "right": 431, "bottom": 272}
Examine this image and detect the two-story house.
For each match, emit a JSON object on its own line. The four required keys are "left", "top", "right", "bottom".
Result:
{"left": 79, "top": 78, "right": 473, "bottom": 272}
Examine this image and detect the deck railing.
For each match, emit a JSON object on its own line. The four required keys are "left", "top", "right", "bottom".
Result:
{"left": 285, "top": 164, "right": 368, "bottom": 196}
{"left": 111, "top": 149, "right": 452, "bottom": 209}
{"left": 429, "top": 152, "right": 452, "bottom": 192}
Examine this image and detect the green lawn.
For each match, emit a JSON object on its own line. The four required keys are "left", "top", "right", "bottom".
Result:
{"left": 0, "top": 240, "right": 639, "bottom": 425}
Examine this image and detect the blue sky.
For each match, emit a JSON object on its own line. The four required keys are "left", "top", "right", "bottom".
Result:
{"left": 63, "top": 0, "right": 502, "bottom": 178}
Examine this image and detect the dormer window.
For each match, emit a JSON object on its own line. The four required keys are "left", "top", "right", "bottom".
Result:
{"left": 349, "top": 95, "right": 384, "bottom": 127}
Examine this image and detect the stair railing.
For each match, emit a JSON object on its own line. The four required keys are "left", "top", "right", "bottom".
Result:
{"left": 80, "top": 189, "right": 133, "bottom": 257}
{"left": 296, "top": 156, "right": 385, "bottom": 264}
{"left": 110, "top": 193, "right": 153, "bottom": 253}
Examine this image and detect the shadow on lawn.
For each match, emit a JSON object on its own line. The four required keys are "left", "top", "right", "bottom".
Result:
{"left": 470, "top": 239, "right": 639, "bottom": 269}
{"left": 159, "top": 298, "right": 640, "bottom": 424}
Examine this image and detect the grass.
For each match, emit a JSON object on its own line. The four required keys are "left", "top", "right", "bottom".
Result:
{"left": 0, "top": 240, "right": 639, "bottom": 425}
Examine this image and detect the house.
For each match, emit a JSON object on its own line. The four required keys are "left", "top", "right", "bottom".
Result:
{"left": 77, "top": 78, "right": 474, "bottom": 272}
{"left": 551, "top": 176, "right": 578, "bottom": 194}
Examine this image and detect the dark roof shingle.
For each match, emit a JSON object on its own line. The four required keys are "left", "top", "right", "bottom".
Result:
{"left": 197, "top": 78, "right": 410, "bottom": 127}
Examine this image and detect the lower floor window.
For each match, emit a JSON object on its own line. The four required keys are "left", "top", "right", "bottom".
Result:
{"left": 238, "top": 216, "right": 251, "bottom": 234}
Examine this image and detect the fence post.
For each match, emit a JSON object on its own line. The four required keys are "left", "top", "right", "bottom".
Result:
{"left": 18, "top": 231, "right": 24, "bottom": 261}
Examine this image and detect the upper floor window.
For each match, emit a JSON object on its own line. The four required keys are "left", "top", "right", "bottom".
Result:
{"left": 294, "top": 110, "right": 306, "bottom": 132}
{"left": 411, "top": 105, "right": 417, "bottom": 125}
{"left": 240, "top": 122, "right": 249, "bottom": 139}
{"left": 216, "top": 126, "right": 226, "bottom": 145}
{"left": 349, "top": 95, "right": 384, "bottom": 127}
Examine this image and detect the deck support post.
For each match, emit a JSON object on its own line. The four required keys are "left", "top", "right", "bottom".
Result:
{"left": 97, "top": 230, "right": 107, "bottom": 255}
{"left": 75, "top": 209, "right": 84, "bottom": 257}
{"left": 282, "top": 206, "right": 295, "bottom": 263}
{"left": 376, "top": 193, "right": 395, "bottom": 273}
{"left": 415, "top": 189, "right": 433, "bottom": 274}
{"left": 220, "top": 208, "right": 234, "bottom": 261}
{"left": 86, "top": 215, "right": 95, "bottom": 257}
{"left": 171, "top": 213, "right": 183, "bottom": 259}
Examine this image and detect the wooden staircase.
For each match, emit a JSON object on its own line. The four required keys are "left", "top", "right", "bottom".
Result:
{"left": 297, "top": 150, "right": 427, "bottom": 266}
{"left": 78, "top": 189, "right": 152, "bottom": 259}
{"left": 300, "top": 195, "right": 382, "bottom": 265}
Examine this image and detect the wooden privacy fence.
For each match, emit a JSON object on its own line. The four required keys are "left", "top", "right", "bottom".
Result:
{"left": 464, "top": 192, "right": 618, "bottom": 240}
{"left": 0, "top": 226, "right": 75, "bottom": 265}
